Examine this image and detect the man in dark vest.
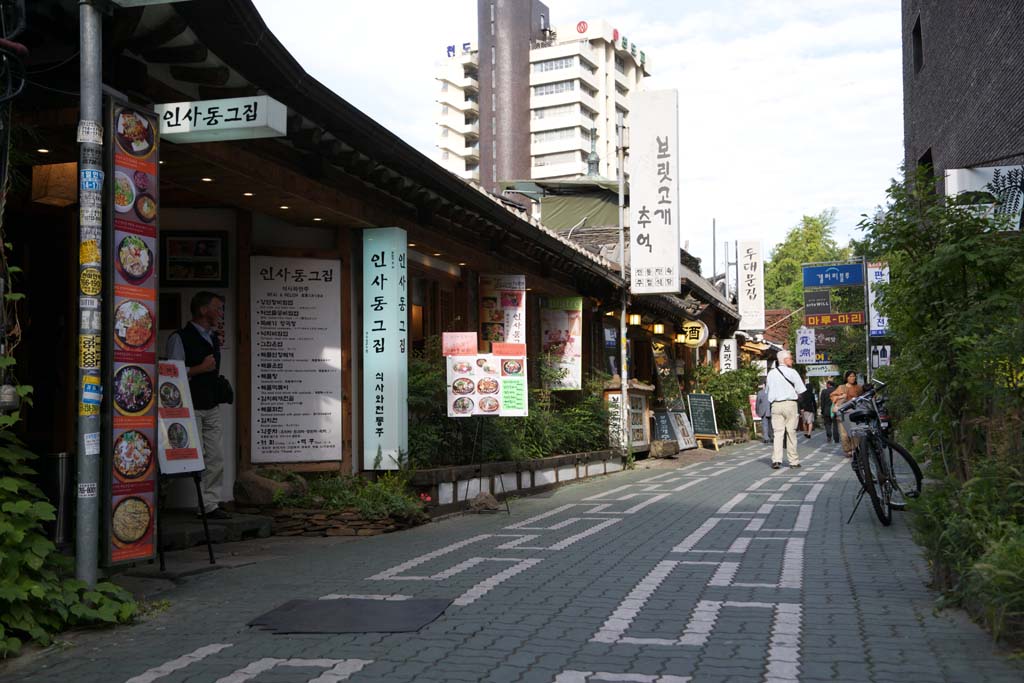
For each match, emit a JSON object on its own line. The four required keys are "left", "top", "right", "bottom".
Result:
{"left": 166, "top": 292, "right": 230, "bottom": 518}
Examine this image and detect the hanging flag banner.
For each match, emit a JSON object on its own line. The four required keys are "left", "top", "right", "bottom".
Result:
{"left": 479, "top": 274, "right": 526, "bottom": 351}
{"left": 795, "top": 326, "right": 816, "bottom": 364}
{"left": 362, "top": 228, "right": 409, "bottom": 470}
{"left": 541, "top": 297, "right": 583, "bottom": 390}
{"left": 802, "top": 261, "right": 864, "bottom": 288}
{"left": 867, "top": 261, "right": 890, "bottom": 337}
{"left": 629, "top": 89, "right": 680, "bottom": 294}
{"left": 446, "top": 354, "right": 528, "bottom": 417}
{"left": 105, "top": 100, "right": 160, "bottom": 567}
{"left": 719, "top": 338, "right": 738, "bottom": 372}
{"left": 738, "top": 240, "right": 765, "bottom": 330}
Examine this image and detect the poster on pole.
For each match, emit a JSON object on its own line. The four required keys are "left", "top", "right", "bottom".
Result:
{"left": 719, "top": 338, "right": 738, "bottom": 372}
{"left": 105, "top": 100, "right": 160, "bottom": 566}
{"left": 541, "top": 297, "right": 583, "bottom": 390}
{"left": 251, "top": 255, "right": 343, "bottom": 464}
{"left": 156, "top": 361, "right": 204, "bottom": 475}
{"left": 362, "top": 229, "right": 408, "bottom": 470}
{"left": 867, "top": 261, "right": 889, "bottom": 337}
{"left": 795, "top": 326, "right": 816, "bottom": 364}
{"left": 629, "top": 89, "right": 680, "bottom": 294}
{"left": 480, "top": 274, "right": 526, "bottom": 352}
{"left": 446, "top": 353, "right": 528, "bottom": 417}
{"left": 738, "top": 240, "right": 765, "bottom": 330}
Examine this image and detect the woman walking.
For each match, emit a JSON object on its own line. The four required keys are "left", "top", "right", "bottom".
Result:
{"left": 830, "top": 370, "right": 863, "bottom": 457}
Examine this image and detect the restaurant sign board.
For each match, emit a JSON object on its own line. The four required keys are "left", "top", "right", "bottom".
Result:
{"left": 155, "top": 95, "right": 287, "bottom": 144}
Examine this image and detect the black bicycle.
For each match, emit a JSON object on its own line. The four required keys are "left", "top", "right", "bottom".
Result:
{"left": 837, "top": 380, "right": 922, "bottom": 525}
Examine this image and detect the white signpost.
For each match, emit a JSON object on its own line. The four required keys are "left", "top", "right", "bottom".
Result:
{"left": 719, "top": 338, "right": 738, "bottom": 372}
{"left": 155, "top": 95, "right": 288, "bottom": 143}
{"left": 251, "top": 256, "right": 343, "bottom": 464}
{"left": 795, "top": 326, "right": 816, "bottom": 365}
{"left": 738, "top": 240, "right": 765, "bottom": 330}
{"left": 805, "top": 363, "right": 840, "bottom": 378}
{"left": 362, "top": 228, "right": 409, "bottom": 470}
{"left": 629, "top": 90, "right": 680, "bottom": 294}
{"left": 867, "top": 261, "right": 890, "bottom": 337}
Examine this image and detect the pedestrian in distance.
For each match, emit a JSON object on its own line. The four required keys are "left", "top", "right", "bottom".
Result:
{"left": 166, "top": 292, "right": 234, "bottom": 519}
{"left": 819, "top": 379, "right": 836, "bottom": 442}
{"left": 766, "top": 350, "right": 806, "bottom": 469}
{"left": 830, "top": 370, "right": 863, "bottom": 458}
{"left": 798, "top": 374, "right": 817, "bottom": 439}
{"left": 755, "top": 382, "right": 773, "bottom": 444}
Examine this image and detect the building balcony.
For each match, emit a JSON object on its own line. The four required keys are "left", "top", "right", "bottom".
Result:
{"left": 530, "top": 65, "right": 599, "bottom": 91}
{"left": 438, "top": 93, "right": 478, "bottom": 113}
{"left": 531, "top": 136, "right": 588, "bottom": 158}
{"left": 530, "top": 159, "right": 589, "bottom": 179}
{"left": 531, "top": 112, "right": 597, "bottom": 134}
{"left": 463, "top": 144, "right": 480, "bottom": 161}
{"left": 460, "top": 167, "right": 481, "bottom": 182}
{"left": 530, "top": 88, "right": 597, "bottom": 112}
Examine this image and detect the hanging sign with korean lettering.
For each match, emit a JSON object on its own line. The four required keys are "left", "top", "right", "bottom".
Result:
{"left": 719, "top": 338, "right": 738, "bottom": 372}
{"left": 629, "top": 89, "right": 680, "bottom": 294}
{"left": 738, "top": 240, "right": 765, "bottom": 330}
{"left": 795, "top": 326, "right": 816, "bottom": 364}
{"left": 362, "top": 228, "right": 409, "bottom": 470}
{"left": 804, "top": 312, "right": 865, "bottom": 327}
{"left": 154, "top": 95, "right": 287, "bottom": 144}
{"left": 105, "top": 101, "right": 160, "bottom": 567}
{"left": 802, "top": 261, "right": 864, "bottom": 289}
{"left": 815, "top": 328, "right": 838, "bottom": 349}
{"left": 541, "top": 297, "right": 583, "bottom": 390}
{"left": 803, "top": 290, "right": 831, "bottom": 316}
{"left": 867, "top": 261, "right": 889, "bottom": 337}
{"left": 479, "top": 274, "right": 526, "bottom": 352}
{"left": 251, "top": 255, "right": 343, "bottom": 464}
{"left": 680, "top": 320, "right": 708, "bottom": 348}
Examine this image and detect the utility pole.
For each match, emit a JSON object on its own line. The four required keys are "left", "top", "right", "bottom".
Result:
{"left": 712, "top": 218, "right": 716, "bottom": 283}
{"left": 76, "top": 0, "right": 103, "bottom": 586}
{"left": 617, "top": 124, "right": 629, "bottom": 458}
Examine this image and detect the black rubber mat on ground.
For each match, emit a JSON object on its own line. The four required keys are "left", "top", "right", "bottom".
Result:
{"left": 248, "top": 598, "right": 452, "bottom": 634}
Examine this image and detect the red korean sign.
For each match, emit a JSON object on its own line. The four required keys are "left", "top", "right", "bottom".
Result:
{"left": 804, "top": 312, "right": 865, "bottom": 327}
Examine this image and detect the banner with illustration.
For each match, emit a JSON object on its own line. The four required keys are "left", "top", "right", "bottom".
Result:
{"left": 479, "top": 274, "right": 526, "bottom": 352}
{"left": 156, "top": 361, "right": 205, "bottom": 476}
{"left": 446, "top": 354, "right": 528, "bottom": 417}
{"left": 105, "top": 100, "right": 160, "bottom": 566}
{"left": 541, "top": 297, "right": 583, "bottom": 390}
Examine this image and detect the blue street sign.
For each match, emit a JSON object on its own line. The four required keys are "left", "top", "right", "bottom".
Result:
{"left": 802, "top": 262, "right": 864, "bottom": 288}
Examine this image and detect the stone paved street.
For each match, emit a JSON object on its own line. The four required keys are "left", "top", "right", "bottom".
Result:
{"left": 7, "top": 434, "right": 1024, "bottom": 683}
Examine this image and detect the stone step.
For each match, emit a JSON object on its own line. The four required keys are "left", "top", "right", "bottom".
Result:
{"left": 158, "top": 510, "right": 273, "bottom": 551}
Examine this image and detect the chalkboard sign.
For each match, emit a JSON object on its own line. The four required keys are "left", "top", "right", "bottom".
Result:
{"left": 686, "top": 393, "right": 719, "bottom": 435}
{"left": 652, "top": 410, "right": 674, "bottom": 442}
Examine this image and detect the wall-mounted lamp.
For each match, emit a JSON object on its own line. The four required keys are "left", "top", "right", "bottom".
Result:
{"left": 708, "top": 338, "right": 719, "bottom": 348}
{"left": 627, "top": 313, "right": 642, "bottom": 326}
{"left": 675, "top": 333, "right": 686, "bottom": 344}
{"left": 653, "top": 323, "right": 665, "bottom": 335}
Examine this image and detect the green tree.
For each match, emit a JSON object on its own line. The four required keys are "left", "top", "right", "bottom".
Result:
{"left": 764, "top": 210, "right": 849, "bottom": 310}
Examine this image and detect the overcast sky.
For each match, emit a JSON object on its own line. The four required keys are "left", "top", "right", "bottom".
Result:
{"left": 252, "top": 0, "right": 903, "bottom": 278}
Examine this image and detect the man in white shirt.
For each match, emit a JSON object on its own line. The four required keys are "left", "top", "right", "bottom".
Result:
{"left": 766, "top": 349, "right": 806, "bottom": 469}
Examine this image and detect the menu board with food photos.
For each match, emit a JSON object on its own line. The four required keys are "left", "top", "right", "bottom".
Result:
{"left": 479, "top": 274, "right": 526, "bottom": 351}
{"left": 105, "top": 101, "right": 160, "bottom": 565}
{"left": 156, "top": 361, "right": 205, "bottom": 476}
{"left": 446, "top": 354, "right": 528, "bottom": 417}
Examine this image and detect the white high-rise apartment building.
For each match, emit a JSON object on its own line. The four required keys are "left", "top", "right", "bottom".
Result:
{"left": 434, "top": 18, "right": 649, "bottom": 186}
{"left": 435, "top": 42, "right": 481, "bottom": 183}
{"left": 529, "top": 20, "right": 649, "bottom": 180}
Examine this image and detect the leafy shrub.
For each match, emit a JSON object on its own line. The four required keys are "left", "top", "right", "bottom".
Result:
{"left": 1, "top": 429, "right": 136, "bottom": 657}
{"left": 692, "top": 364, "right": 760, "bottom": 430}
{"left": 274, "top": 472, "right": 426, "bottom": 523}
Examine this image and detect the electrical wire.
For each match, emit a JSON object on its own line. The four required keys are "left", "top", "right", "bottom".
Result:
{"left": 27, "top": 50, "right": 78, "bottom": 74}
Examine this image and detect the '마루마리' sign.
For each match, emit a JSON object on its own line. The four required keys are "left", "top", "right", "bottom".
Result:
{"left": 804, "top": 312, "right": 865, "bottom": 327}
{"left": 155, "top": 95, "right": 287, "bottom": 144}
{"left": 738, "top": 240, "right": 765, "bottom": 330}
{"left": 251, "top": 255, "right": 343, "bottom": 464}
{"left": 629, "top": 90, "right": 680, "bottom": 294}
{"left": 362, "top": 229, "right": 409, "bottom": 470}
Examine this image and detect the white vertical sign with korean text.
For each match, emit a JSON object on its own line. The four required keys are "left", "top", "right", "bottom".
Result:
{"left": 867, "top": 261, "right": 889, "bottom": 337}
{"left": 738, "top": 240, "right": 765, "bottom": 330}
{"left": 251, "top": 256, "right": 343, "bottom": 463}
{"left": 795, "top": 326, "right": 816, "bottom": 364}
{"left": 629, "top": 90, "right": 680, "bottom": 294}
{"left": 479, "top": 275, "right": 526, "bottom": 349}
{"left": 363, "top": 229, "right": 409, "bottom": 470}
{"left": 719, "top": 338, "right": 738, "bottom": 372}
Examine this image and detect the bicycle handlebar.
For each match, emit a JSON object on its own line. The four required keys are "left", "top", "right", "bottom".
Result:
{"left": 836, "top": 384, "right": 878, "bottom": 413}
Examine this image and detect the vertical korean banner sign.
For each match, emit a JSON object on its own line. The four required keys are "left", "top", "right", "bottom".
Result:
{"left": 795, "top": 326, "right": 816, "bottom": 364}
{"left": 738, "top": 240, "right": 765, "bottom": 330}
{"left": 719, "top": 338, "right": 738, "bottom": 372}
{"left": 541, "top": 297, "right": 583, "bottom": 390}
{"left": 105, "top": 103, "right": 159, "bottom": 565}
{"left": 479, "top": 274, "right": 526, "bottom": 351}
{"left": 363, "top": 228, "right": 409, "bottom": 470}
{"left": 867, "top": 261, "right": 889, "bottom": 337}
{"left": 629, "top": 90, "right": 680, "bottom": 295}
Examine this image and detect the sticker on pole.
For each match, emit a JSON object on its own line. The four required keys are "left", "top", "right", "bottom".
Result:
{"left": 79, "top": 169, "right": 104, "bottom": 192}
{"left": 82, "top": 376, "right": 102, "bottom": 405}
{"left": 79, "top": 334, "right": 101, "bottom": 370}
{"left": 77, "top": 482, "right": 98, "bottom": 498}
{"left": 77, "top": 121, "right": 103, "bottom": 145}
{"left": 83, "top": 432, "right": 100, "bottom": 456}
{"left": 80, "top": 268, "right": 102, "bottom": 296}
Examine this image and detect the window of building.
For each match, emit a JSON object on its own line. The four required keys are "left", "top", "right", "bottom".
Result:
{"left": 540, "top": 14, "right": 547, "bottom": 30}
{"left": 490, "top": 3, "right": 494, "bottom": 21}
{"left": 533, "top": 56, "right": 575, "bottom": 73}
{"left": 491, "top": 46, "right": 496, "bottom": 65}
{"left": 580, "top": 58, "right": 598, "bottom": 75}
{"left": 912, "top": 16, "right": 923, "bottom": 73}
{"left": 441, "top": 81, "right": 448, "bottom": 92}
{"left": 615, "top": 55, "right": 626, "bottom": 75}
{"left": 615, "top": 82, "right": 629, "bottom": 96}
{"left": 533, "top": 151, "right": 583, "bottom": 167}
{"left": 441, "top": 127, "right": 449, "bottom": 137}
{"left": 532, "top": 103, "right": 577, "bottom": 119}
{"left": 442, "top": 105, "right": 449, "bottom": 115}
{"left": 532, "top": 127, "right": 583, "bottom": 144}
{"left": 533, "top": 80, "right": 576, "bottom": 96}
{"left": 581, "top": 83, "right": 598, "bottom": 97}
{"left": 442, "top": 151, "right": 449, "bottom": 160}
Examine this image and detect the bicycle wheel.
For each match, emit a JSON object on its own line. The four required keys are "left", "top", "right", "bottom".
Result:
{"left": 885, "top": 440, "right": 922, "bottom": 510}
{"left": 860, "top": 435, "right": 893, "bottom": 526}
